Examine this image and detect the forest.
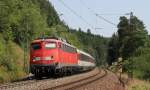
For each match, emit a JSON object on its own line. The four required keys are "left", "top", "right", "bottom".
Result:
{"left": 0, "top": 0, "right": 150, "bottom": 83}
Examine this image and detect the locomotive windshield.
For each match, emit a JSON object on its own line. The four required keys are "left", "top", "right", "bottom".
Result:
{"left": 45, "top": 43, "right": 56, "bottom": 49}
{"left": 32, "top": 43, "right": 41, "bottom": 50}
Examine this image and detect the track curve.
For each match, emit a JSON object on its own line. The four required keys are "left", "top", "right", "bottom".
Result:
{"left": 45, "top": 69, "right": 107, "bottom": 90}
{"left": 0, "top": 68, "right": 105, "bottom": 90}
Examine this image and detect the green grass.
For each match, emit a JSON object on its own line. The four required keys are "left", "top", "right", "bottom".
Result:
{"left": 128, "top": 79, "right": 150, "bottom": 90}
{"left": 0, "top": 35, "right": 27, "bottom": 83}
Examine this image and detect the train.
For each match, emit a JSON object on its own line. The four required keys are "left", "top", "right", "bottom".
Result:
{"left": 30, "top": 37, "right": 95, "bottom": 78}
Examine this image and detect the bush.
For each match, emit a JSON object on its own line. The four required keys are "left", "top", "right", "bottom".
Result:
{"left": 124, "top": 47, "right": 150, "bottom": 80}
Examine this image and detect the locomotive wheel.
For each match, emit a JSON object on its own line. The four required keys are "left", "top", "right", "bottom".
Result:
{"left": 35, "top": 69, "right": 42, "bottom": 79}
{"left": 35, "top": 74, "right": 42, "bottom": 79}
{"left": 50, "top": 69, "right": 55, "bottom": 78}
{"left": 70, "top": 67, "right": 73, "bottom": 75}
{"left": 51, "top": 69, "right": 59, "bottom": 78}
{"left": 58, "top": 68, "right": 63, "bottom": 77}
{"left": 67, "top": 67, "right": 73, "bottom": 76}
{"left": 63, "top": 67, "right": 67, "bottom": 76}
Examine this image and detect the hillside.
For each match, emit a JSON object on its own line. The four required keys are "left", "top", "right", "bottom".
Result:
{"left": 0, "top": 34, "right": 26, "bottom": 83}
{"left": 0, "top": 0, "right": 108, "bottom": 83}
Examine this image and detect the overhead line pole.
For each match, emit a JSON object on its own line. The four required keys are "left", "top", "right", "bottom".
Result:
{"left": 129, "top": 12, "right": 133, "bottom": 79}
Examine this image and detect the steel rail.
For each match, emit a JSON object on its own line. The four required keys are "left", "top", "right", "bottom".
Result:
{"left": 45, "top": 69, "right": 107, "bottom": 90}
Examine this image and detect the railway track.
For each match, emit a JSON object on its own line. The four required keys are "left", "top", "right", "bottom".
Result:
{"left": 45, "top": 69, "right": 107, "bottom": 90}
{"left": 0, "top": 68, "right": 106, "bottom": 90}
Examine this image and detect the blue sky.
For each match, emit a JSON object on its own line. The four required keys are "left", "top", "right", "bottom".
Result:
{"left": 49, "top": 0, "right": 150, "bottom": 37}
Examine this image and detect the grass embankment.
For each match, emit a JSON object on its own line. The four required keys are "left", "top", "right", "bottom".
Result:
{"left": 117, "top": 73, "right": 150, "bottom": 90}
{"left": 127, "top": 79, "right": 150, "bottom": 90}
{"left": 0, "top": 35, "right": 27, "bottom": 83}
{"left": 109, "top": 64, "right": 150, "bottom": 90}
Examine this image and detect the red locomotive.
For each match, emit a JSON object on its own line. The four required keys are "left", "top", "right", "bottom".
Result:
{"left": 30, "top": 37, "right": 95, "bottom": 78}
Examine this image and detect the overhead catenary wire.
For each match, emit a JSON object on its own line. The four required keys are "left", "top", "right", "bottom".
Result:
{"left": 93, "top": 13, "right": 127, "bottom": 16}
{"left": 80, "top": 0, "right": 117, "bottom": 27}
{"left": 57, "top": 0, "right": 99, "bottom": 31}
{"left": 95, "top": 14, "right": 117, "bottom": 27}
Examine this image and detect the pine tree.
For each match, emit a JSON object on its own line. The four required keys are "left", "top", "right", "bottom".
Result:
{"left": 117, "top": 16, "right": 148, "bottom": 59}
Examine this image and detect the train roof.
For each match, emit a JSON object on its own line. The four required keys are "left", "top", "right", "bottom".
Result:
{"left": 32, "top": 36, "right": 65, "bottom": 43}
{"left": 31, "top": 38, "right": 59, "bottom": 43}
{"left": 32, "top": 37, "right": 76, "bottom": 48}
{"left": 77, "top": 49, "right": 95, "bottom": 60}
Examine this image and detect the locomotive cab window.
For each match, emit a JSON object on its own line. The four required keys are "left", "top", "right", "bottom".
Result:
{"left": 45, "top": 43, "right": 56, "bottom": 49}
{"left": 32, "top": 43, "right": 41, "bottom": 50}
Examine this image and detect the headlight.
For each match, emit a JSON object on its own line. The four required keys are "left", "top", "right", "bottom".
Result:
{"left": 44, "top": 56, "right": 54, "bottom": 60}
{"left": 33, "top": 56, "right": 54, "bottom": 61}
{"left": 33, "top": 57, "right": 41, "bottom": 61}
{"left": 44, "top": 57, "right": 51, "bottom": 60}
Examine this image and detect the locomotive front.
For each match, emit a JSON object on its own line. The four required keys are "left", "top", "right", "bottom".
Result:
{"left": 30, "top": 39, "right": 59, "bottom": 77}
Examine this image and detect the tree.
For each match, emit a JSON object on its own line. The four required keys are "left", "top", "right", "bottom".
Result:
{"left": 87, "top": 29, "right": 91, "bottom": 34}
{"left": 107, "top": 33, "right": 119, "bottom": 65}
{"left": 117, "top": 16, "right": 148, "bottom": 59}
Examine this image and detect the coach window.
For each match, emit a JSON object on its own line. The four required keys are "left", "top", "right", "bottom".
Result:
{"left": 70, "top": 47, "right": 72, "bottom": 52}
{"left": 64, "top": 44, "right": 67, "bottom": 51}
{"left": 66, "top": 45, "right": 70, "bottom": 52}
{"left": 45, "top": 43, "right": 56, "bottom": 49}
{"left": 71, "top": 48, "right": 73, "bottom": 52}
{"left": 67, "top": 46, "right": 70, "bottom": 52}
{"left": 63, "top": 44, "right": 65, "bottom": 50}
{"left": 61, "top": 44, "right": 65, "bottom": 51}
{"left": 62, "top": 44, "right": 65, "bottom": 50}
